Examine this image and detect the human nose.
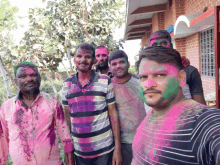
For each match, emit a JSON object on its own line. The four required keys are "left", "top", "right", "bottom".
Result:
{"left": 26, "top": 75, "right": 34, "bottom": 81}
{"left": 143, "top": 76, "right": 156, "bottom": 88}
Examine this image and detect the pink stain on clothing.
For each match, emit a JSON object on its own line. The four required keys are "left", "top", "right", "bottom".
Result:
{"left": 73, "top": 116, "right": 95, "bottom": 123}
{"left": 56, "top": 104, "right": 65, "bottom": 121}
{"left": 0, "top": 92, "right": 74, "bottom": 165}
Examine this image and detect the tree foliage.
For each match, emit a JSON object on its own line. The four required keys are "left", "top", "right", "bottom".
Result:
{"left": 16, "top": 0, "right": 125, "bottom": 72}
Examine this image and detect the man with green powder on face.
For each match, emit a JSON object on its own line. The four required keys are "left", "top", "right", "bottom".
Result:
{"left": 131, "top": 47, "right": 220, "bottom": 165}
{"left": 149, "top": 30, "right": 206, "bottom": 105}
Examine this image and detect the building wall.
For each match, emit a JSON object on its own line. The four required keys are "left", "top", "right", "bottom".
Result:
{"left": 140, "top": 0, "right": 220, "bottom": 96}
{"left": 185, "top": 0, "right": 220, "bottom": 14}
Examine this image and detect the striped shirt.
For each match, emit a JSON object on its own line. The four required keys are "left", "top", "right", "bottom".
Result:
{"left": 61, "top": 70, "right": 115, "bottom": 158}
{"left": 132, "top": 99, "right": 220, "bottom": 165}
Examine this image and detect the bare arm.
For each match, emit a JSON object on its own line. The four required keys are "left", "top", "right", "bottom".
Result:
{"left": 192, "top": 94, "right": 206, "bottom": 105}
{"left": 64, "top": 106, "right": 71, "bottom": 131}
{"left": 108, "top": 103, "right": 122, "bottom": 165}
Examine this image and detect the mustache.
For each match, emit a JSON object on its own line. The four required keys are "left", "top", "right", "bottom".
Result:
{"left": 143, "top": 88, "right": 161, "bottom": 95}
{"left": 24, "top": 81, "right": 36, "bottom": 86}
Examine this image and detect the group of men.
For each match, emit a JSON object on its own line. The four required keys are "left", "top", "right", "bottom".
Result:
{"left": 0, "top": 30, "right": 220, "bottom": 165}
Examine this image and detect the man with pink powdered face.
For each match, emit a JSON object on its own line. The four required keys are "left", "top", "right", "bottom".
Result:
{"left": 0, "top": 62, "right": 74, "bottom": 165}
{"left": 131, "top": 47, "right": 220, "bottom": 165}
{"left": 149, "top": 30, "right": 206, "bottom": 105}
{"left": 94, "top": 46, "right": 114, "bottom": 78}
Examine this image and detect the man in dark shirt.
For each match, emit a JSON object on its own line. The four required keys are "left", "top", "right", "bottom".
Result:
{"left": 149, "top": 30, "right": 206, "bottom": 105}
{"left": 132, "top": 46, "right": 220, "bottom": 165}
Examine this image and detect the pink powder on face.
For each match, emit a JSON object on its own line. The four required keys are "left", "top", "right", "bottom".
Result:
{"left": 23, "top": 67, "right": 36, "bottom": 75}
{"left": 95, "top": 48, "right": 109, "bottom": 56}
{"left": 143, "top": 76, "right": 156, "bottom": 87}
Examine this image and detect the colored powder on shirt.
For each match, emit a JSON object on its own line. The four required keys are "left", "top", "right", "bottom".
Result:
{"left": 48, "top": 117, "right": 56, "bottom": 147}
{"left": 0, "top": 121, "right": 3, "bottom": 136}
{"left": 148, "top": 103, "right": 185, "bottom": 160}
{"left": 14, "top": 107, "right": 32, "bottom": 161}
{"left": 57, "top": 104, "right": 64, "bottom": 121}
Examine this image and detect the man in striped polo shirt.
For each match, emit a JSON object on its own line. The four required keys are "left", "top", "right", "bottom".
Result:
{"left": 132, "top": 46, "right": 220, "bottom": 165}
{"left": 61, "top": 43, "right": 122, "bottom": 165}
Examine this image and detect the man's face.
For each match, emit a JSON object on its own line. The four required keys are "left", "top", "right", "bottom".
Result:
{"left": 138, "top": 58, "right": 180, "bottom": 108}
{"left": 74, "top": 48, "right": 94, "bottom": 72}
{"left": 110, "top": 57, "right": 129, "bottom": 78}
{"left": 149, "top": 34, "right": 171, "bottom": 48}
{"left": 95, "top": 48, "right": 109, "bottom": 68}
{"left": 15, "top": 66, "right": 41, "bottom": 93}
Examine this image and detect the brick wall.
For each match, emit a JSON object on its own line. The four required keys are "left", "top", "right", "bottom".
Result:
{"left": 185, "top": 0, "right": 219, "bottom": 15}
{"left": 175, "top": 37, "right": 186, "bottom": 57}
{"left": 201, "top": 77, "right": 216, "bottom": 95}
{"left": 139, "top": 0, "right": 220, "bottom": 95}
{"left": 141, "top": 31, "right": 151, "bottom": 47}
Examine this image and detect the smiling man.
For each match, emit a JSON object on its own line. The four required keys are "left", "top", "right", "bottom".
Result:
{"left": 61, "top": 43, "right": 122, "bottom": 165}
{"left": 131, "top": 47, "right": 220, "bottom": 165}
{"left": 0, "top": 62, "right": 74, "bottom": 165}
{"left": 109, "top": 50, "right": 147, "bottom": 165}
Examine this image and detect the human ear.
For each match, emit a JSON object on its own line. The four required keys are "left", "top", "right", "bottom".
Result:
{"left": 178, "top": 70, "right": 186, "bottom": 87}
{"left": 14, "top": 78, "right": 18, "bottom": 86}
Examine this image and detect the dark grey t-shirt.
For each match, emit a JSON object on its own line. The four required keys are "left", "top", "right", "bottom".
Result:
{"left": 182, "top": 65, "right": 204, "bottom": 98}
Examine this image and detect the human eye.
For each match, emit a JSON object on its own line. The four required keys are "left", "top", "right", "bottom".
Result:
{"left": 152, "top": 43, "right": 157, "bottom": 47}
{"left": 139, "top": 75, "right": 148, "bottom": 81}
{"left": 111, "top": 62, "right": 116, "bottom": 66}
{"left": 19, "top": 75, "right": 27, "bottom": 79}
{"left": 30, "top": 73, "right": 38, "bottom": 77}
{"left": 161, "top": 41, "right": 168, "bottom": 46}
{"left": 155, "top": 74, "right": 166, "bottom": 78}
{"left": 86, "top": 55, "right": 92, "bottom": 59}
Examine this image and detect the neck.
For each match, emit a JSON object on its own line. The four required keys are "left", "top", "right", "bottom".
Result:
{"left": 78, "top": 70, "right": 92, "bottom": 80}
{"left": 152, "top": 91, "right": 186, "bottom": 115}
{"left": 21, "top": 89, "right": 39, "bottom": 102}
{"left": 113, "top": 73, "right": 131, "bottom": 84}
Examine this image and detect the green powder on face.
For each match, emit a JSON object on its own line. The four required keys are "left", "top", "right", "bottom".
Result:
{"left": 139, "top": 81, "right": 147, "bottom": 103}
{"left": 162, "top": 77, "right": 179, "bottom": 100}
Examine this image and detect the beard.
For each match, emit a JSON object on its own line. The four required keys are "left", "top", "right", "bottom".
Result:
{"left": 96, "top": 63, "right": 108, "bottom": 70}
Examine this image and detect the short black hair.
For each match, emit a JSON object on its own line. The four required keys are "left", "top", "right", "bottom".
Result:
{"left": 109, "top": 50, "right": 128, "bottom": 63}
{"left": 149, "top": 30, "right": 173, "bottom": 48}
{"left": 75, "top": 42, "right": 95, "bottom": 58}
{"left": 95, "top": 46, "right": 109, "bottom": 54}
{"left": 136, "top": 46, "right": 183, "bottom": 72}
{"left": 14, "top": 62, "right": 38, "bottom": 77}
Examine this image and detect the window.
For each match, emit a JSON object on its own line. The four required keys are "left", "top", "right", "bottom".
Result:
{"left": 200, "top": 27, "right": 215, "bottom": 77}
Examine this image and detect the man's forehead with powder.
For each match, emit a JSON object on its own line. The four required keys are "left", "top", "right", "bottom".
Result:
{"left": 95, "top": 47, "right": 109, "bottom": 56}
{"left": 139, "top": 60, "right": 179, "bottom": 76}
{"left": 76, "top": 48, "right": 93, "bottom": 55}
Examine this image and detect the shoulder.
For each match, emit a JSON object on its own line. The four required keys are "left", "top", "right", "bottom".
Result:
{"left": 183, "top": 65, "right": 198, "bottom": 73}
{"left": 40, "top": 92, "right": 59, "bottom": 103}
{"left": 1, "top": 96, "right": 16, "bottom": 108}
{"left": 63, "top": 75, "right": 75, "bottom": 83}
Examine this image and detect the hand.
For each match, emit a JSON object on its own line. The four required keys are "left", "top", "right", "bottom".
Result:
{"left": 112, "top": 148, "right": 122, "bottom": 165}
{"left": 65, "top": 152, "right": 75, "bottom": 165}
{"left": 181, "top": 56, "right": 190, "bottom": 68}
